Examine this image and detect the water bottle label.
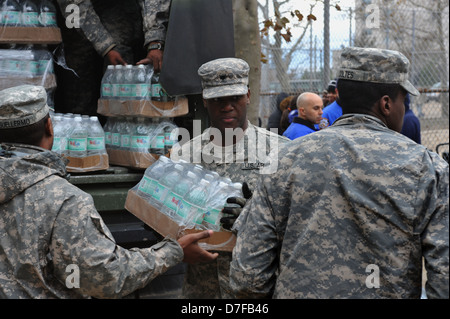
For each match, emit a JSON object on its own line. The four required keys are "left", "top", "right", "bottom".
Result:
{"left": 52, "top": 137, "right": 61, "bottom": 151}
{"left": 61, "top": 137, "right": 68, "bottom": 151}
{"left": 102, "top": 84, "right": 112, "bottom": 98}
{"left": 68, "top": 138, "right": 87, "bottom": 151}
{"left": 177, "top": 200, "right": 192, "bottom": 219}
{"left": 105, "top": 132, "right": 112, "bottom": 145}
{"left": 112, "top": 84, "right": 121, "bottom": 98}
{"left": 164, "top": 192, "right": 183, "bottom": 211}
{"left": 155, "top": 135, "right": 165, "bottom": 149}
{"left": 3, "top": 11, "right": 20, "bottom": 25}
{"left": 120, "top": 134, "right": 131, "bottom": 148}
{"left": 203, "top": 208, "right": 221, "bottom": 225}
{"left": 87, "top": 137, "right": 105, "bottom": 150}
{"left": 121, "top": 84, "right": 134, "bottom": 98}
{"left": 24, "top": 61, "right": 39, "bottom": 76}
{"left": 151, "top": 83, "right": 163, "bottom": 98}
{"left": 22, "top": 12, "right": 40, "bottom": 26}
{"left": 39, "top": 12, "right": 57, "bottom": 26}
{"left": 135, "top": 84, "right": 150, "bottom": 99}
{"left": 152, "top": 182, "right": 168, "bottom": 201}
{"left": 112, "top": 133, "right": 121, "bottom": 146}
{"left": 138, "top": 175, "right": 153, "bottom": 194}
{"left": 164, "top": 133, "right": 174, "bottom": 146}
{"left": 131, "top": 135, "right": 150, "bottom": 149}
{"left": 39, "top": 60, "right": 54, "bottom": 75}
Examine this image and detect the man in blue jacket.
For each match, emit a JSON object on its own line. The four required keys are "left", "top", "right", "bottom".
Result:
{"left": 283, "top": 92, "right": 323, "bottom": 140}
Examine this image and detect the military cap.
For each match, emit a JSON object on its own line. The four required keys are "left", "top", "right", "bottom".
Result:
{"left": 338, "top": 47, "right": 420, "bottom": 96}
{"left": 327, "top": 79, "right": 337, "bottom": 92}
{"left": 198, "top": 58, "right": 249, "bottom": 99}
{"left": 0, "top": 85, "right": 49, "bottom": 130}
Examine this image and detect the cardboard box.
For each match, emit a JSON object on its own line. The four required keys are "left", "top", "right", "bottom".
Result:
{"left": 65, "top": 154, "right": 109, "bottom": 173}
{"left": 107, "top": 148, "right": 169, "bottom": 169}
{"left": 0, "top": 27, "right": 62, "bottom": 44}
{"left": 0, "top": 74, "right": 56, "bottom": 91}
{"left": 125, "top": 189, "right": 236, "bottom": 252}
{"left": 97, "top": 97, "right": 189, "bottom": 118}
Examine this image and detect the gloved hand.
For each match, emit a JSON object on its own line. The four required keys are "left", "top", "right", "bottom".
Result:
{"left": 220, "top": 182, "right": 252, "bottom": 230}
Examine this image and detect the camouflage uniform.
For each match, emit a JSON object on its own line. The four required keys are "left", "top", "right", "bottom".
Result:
{"left": 170, "top": 58, "right": 290, "bottom": 298}
{"left": 55, "top": 0, "right": 145, "bottom": 115}
{"left": 138, "top": 0, "right": 171, "bottom": 49}
{"left": 0, "top": 85, "right": 183, "bottom": 298}
{"left": 230, "top": 47, "right": 449, "bottom": 299}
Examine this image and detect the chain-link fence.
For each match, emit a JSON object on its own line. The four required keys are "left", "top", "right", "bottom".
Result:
{"left": 259, "top": 0, "right": 449, "bottom": 157}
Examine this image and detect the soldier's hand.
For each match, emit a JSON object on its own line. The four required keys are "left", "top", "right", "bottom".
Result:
{"left": 137, "top": 49, "right": 163, "bottom": 72}
{"left": 177, "top": 230, "right": 218, "bottom": 264}
{"left": 106, "top": 49, "right": 127, "bottom": 66}
{"left": 220, "top": 182, "right": 252, "bottom": 230}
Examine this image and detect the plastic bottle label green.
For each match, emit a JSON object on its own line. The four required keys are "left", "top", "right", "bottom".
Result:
{"left": 87, "top": 137, "right": 105, "bottom": 150}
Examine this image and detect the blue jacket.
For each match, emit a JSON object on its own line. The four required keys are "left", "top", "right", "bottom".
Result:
{"left": 400, "top": 94, "right": 421, "bottom": 144}
{"left": 319, "top": 100, "right": 342, "bottom": 129}
{"left": 283, "top": 117, "right": 318, "bottom": 140}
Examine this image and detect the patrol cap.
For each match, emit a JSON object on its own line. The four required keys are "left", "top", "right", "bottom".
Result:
{"left": 0, "top": 85, "right": 49, "bottom": 130}
{"left": 338, "top": 47, "right": 420, "bottom": 96}
{"left": 198, "top": 58, "right": 249, "bottom": 99}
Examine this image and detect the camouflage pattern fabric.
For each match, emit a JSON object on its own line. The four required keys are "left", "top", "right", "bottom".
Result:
{"left": 171, "top": 122, "right": 290, "bottom": 298}
{"left": 138, "top": 0, "right": 171, "bottom": 48}
{"left": 230, "top": 114, "right": 449, "bottom": 299}
{"left": 0, "top": 145, "right": 183, "bottom": 298}
{"left": 338, "top": 47, "right": 420, "bottom": 96}
{"left": 198, "top": 58, "right": 250, "bottom": 99}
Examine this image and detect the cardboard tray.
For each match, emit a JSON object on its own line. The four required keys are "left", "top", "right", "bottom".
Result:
{"left": 124, "top": 189, "right": 236, "bottom": 252}
{"left": 65, "top": 154, "right": 109, "bottom": 173}
{"left": 106, "top": 148, "right": 168, "bottom": 169}
{"left": 97, "top": 97, "right": 189, "bottom": 118}
{"left": 0, "top": 27, "right": 62, "bottom": 44}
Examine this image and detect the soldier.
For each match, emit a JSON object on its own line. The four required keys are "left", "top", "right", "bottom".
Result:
{"left": 170, "top": 57, "right": 290, "bottom": 298}
{"left": 0, "top": 85, "right": 217, "bottom": 299}
{"left": 230, "top": 47, "right": 449, "bottom": 298}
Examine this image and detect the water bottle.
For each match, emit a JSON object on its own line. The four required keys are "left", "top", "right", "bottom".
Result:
{"left": 179, "top": 179, "right": 210, "bottom": 229}
{"left": 134, "top": 64, "right": 150, "bottom": 100}
{"left": 149, "top": 118, "right": 165, "bottom": 155}
{"left": 164, "top": 120, "right": 178, "bottom": 154}
{"left": 151, "top": 163, "right": 185, "bottom": 209}
{"left": 103, "top": 117, "right": 113, "bottom": 147}
{"left": 101, "top": 65, "right": 114, "bottom": 99}
{"left": 110, "top": 117, "right": 122, "bottom": 150}
{"left": 2, "top": 0, "right": 21, "bottom": 26}
{"left": 68, "top": 115, "right": 87, "bottom": 157}
{"left": 51, "top": 115, "right": 64, "bottom": 154}
{"left": 21, "top": 0, "right": 40, "bottom": 27}
{"left": 137, "top": 155, "right": 172, "bottom": 200}
{"left": 36, "top": 45, "right": 53, "bottom": 76}
{"left": 120, "top": 117, "right": 132, "bottom": 150}
{"left": 112, "top": 65, "right": 124, "bottom": 99}
{"left": 161, "top": 170, "right": 198, "bottom": 220}
{"left": 202, "top": 181, "right": 231, "bottom": 231}
{"left": 151, "top": 72, "right": 172, "bottom": 102}
{"left": 60, "top": 114, "right": 73, "bottom": 156}
{"left": 38, "top": 0, "right": 57, "bottom": 27}
{"left": 121, "top": 64, "right": 134, "bottom": 99}
{"left": 131, "top": 117, "right": 151, "bottom": 153}
{"left": 87, "top": 116, "right": 106, "bottom": 156}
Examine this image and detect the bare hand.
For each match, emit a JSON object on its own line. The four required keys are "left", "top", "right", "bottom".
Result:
{"left": 137, "top": 49, "right": 163, "bottom": 72}
{"left": 106, "top": 50, "right": 127, "bottom": 66}
{"left": 177, "top": 230, "right": 218, "bottom": 264}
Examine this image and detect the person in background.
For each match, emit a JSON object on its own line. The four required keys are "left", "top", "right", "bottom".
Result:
{"left": 321, "top": 89, "right": 329, "bottom": 108}
{"left": 282, "top": 92, "right": 323, "bottom": 140}
{"left": 279, "top": 94, "right": 299, "bottom": 136}
{"left": 0, "top": 85, "right": 217, "bottom": 299}
{"left": 230, "top": 47, "right": 448, "bottom": 299}
{"left": 319, "top": 83, "right": 343, "bottom": 130}
{"left": 171, "top": 58, "right": 290, "bottom": 298}
{"left": 326, "top": 79, "right": 337, "bottom": 105}
{"left": 266, "top": 92, "right": 289, "bottom": 132}
{"left": 400, "top": 93, "right": 421, "bottom": 144}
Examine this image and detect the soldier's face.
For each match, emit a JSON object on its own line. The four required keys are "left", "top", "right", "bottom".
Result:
{"left": 386, "top": 90, "right": 407, "bottom": 132}
{"left": 204, "top": 92, "right": 250, "bottom": 136}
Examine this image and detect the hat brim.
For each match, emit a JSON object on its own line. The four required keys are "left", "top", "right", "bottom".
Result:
{"left": 401, "top": 80, "right": 420, "bottom": 96}
{"left": 202, "top": 84, "right": 248, "bottom": 99}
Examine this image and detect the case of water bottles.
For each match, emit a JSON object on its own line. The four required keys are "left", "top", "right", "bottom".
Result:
{"left": 0, "top": 0, "right": 62, "bottom": 44}
{"left": 96, "top": 64, "right": 189, "bottom": 118}
{"left": 103, "top": 116, "right": 179, "bottom": 169}
{"left": 125, "top": 156, "right": 242, "bottom": 251}
{"left": 51, "top": 113, "right": 109, "bottom": 173}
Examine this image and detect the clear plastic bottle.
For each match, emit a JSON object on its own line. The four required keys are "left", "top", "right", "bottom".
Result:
{"left": 38, "top": 0, "right": 57, "bottom": 27}
{"left": 131, "top": 117, "right": 151, "bottom": 153}
{"left": 36, "top": 45, "right": 53, "bottom": 76}
{"left": 51, "top": 115, "right": 63, "bottom": 154}
{"left": 68, "top": 115, "right": 87, "bottom": 157}
{"left": 2, "top": 0, "right": 21, "bottom": 26}
{"left": 151, "top": 163, "right": 185, "bottom": 209}
{"left": 111, "top": 117, "right": 122, "bottom": 150}
{"left": 150, "top": 118, "right": 165, "bottom": 155}
{"left": 134, "top": 65, "right": 150, "bottom": 100}
{"left": 21, "top": 0, "right": 40, "bottom": 27}
{"left": 137, "top": 155, "right": 172, "bottom": 201}
{"left": 120, "top": 117, "right": 132, "bottom": 150}
{"left": 112, "top": 65, "right": 123, "bottom": 99}
{"left": 60, "top": 114, "right": 73, "bottom": 156}
{"left": 179, "top": 179, "right": 210, "bottom": 229}
{"left": 101, "top": 65, "right": 114, "bottom": 99}
{"left": 121, "top": 64, "right": 134, "bottom": 100}
{"left": 103, "top": 117, "right": 113, "bottom": 147}
{"left": 161, "top": 170, "right": 198, "bottom": 220}
{"left": 87, "top": 116, "right": 106, "bottom": 156}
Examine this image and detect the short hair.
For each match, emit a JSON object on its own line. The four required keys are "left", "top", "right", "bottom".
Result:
{"left": 0, "top": 114, "right": 49, "bottom": 146}
{"left": 337, "top": 79, "right": 404, "bottom": 114}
